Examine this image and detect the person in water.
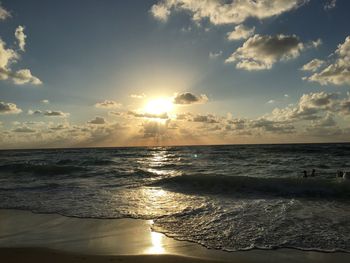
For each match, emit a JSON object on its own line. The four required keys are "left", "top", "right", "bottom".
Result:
{"left": 311, "top": 169, "right": 316, "bottom": 177}
{"left": 337, "top": 170, "right": 349, "bottom": 179}
{"left": 337, "top": 170, "right": 343, "bottom": 178}
{"left": 303, "top": 170, "right": 308, "bottom": 178}
{"left": 302, "top": 169, "right": 316, "bottom": 178}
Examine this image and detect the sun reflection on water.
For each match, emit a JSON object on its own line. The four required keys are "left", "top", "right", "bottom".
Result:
{"left": 145, "top": 220, "right": 165, "bottom": 254}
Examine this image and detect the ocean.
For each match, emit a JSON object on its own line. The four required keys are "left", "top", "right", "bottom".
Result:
{"left": 0, "top": 143, "right": 349, "bottom": 252}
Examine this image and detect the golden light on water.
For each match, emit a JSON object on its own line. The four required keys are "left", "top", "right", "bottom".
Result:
{"left": 145, "top": 220, "right": 165, "bottom": 254}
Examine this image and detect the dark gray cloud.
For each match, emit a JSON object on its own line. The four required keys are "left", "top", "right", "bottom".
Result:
{"left": 13, "top": 127, "right": 35, "bottom": 133}
{"left": 250, "top": 118, "right": 295, "bottom": 134}
{"left": 192, "top": 114, "right": 218, "bottom": 123}
{"left": 88, "top": 116, "right": 106, "bottom": 125}
{"left": 44, "top": 110, "right": 69, "bottom": 117}
{"left": 0, "top": 101, "right": 22, "bottom": 114}
{"left": 173, "top": 92, "right": 208, "bottom": 105}
{"left": 226, "top": 34, "right": 320, "bottom": 70}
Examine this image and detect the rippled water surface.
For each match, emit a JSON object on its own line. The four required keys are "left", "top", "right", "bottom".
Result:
{"left": 0, "top": 144, "right": 349, "bottom": 252}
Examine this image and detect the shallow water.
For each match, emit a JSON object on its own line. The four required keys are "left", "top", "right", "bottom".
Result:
{"left": 0, "top": 144, "right": 349, "bottom": 252}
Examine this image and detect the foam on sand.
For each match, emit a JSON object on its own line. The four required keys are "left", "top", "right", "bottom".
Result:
{"left": 0, "top": 209, "right": 349, "bottom": 263}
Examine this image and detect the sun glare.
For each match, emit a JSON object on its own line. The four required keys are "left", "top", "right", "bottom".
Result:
{"left": 144, "top": 98, "right": 174, "bottom": 115}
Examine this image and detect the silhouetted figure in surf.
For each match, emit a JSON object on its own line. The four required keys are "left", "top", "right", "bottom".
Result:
{"left": 311, "top": 169, "right": 316, "bottom": 177}
{"left": 337, "top": 170, "right": 349, "bottom": 179}
{"left": 303, "top": 170, "right": 308, "bottom": 178}
{"left": 337, "top": 170, "right": 343, "bottom": 178}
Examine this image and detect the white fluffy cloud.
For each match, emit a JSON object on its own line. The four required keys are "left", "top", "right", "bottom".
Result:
{"left": 324, "top": 0, "right": 336, "bottom": 10}
{"left": 95, "top": 100, "right": 122, "bottom": 109}
{"left": 301, "top": 59, "right": 325, "bottom": 72}
{"left": 0, "top": 39, "right": 18, "bottom": 70}
{"left": 209, "top": 51, "right": 223, "bottom": 59}
{"left": 151, "top": 0, "right": 308, "bottom": 25}
{"left": 0, "top": 38, "right": 41, "bottom": 85}
{"left": 0, "top": 4, "right": 10, "bottom": 20}
{"left": 15, "top": 26, "right": 26, "bottom": 51}
{"left": 271, "top": 91, "right": 345, "bottom": 122}
{"left": 225, "top": 34, "right": 319, "bottom": 70}
{"left": 0, "top": 4, "right": 41, "bottom": 86}
{"left": 305, "top": 36, "right": 350, "bottom": 86}
{"left": 227, "top": 24, "right": 255, "bottom": 41}
{"left": 11, "top": 69, "right": 42, "bottom": 85}
{"left": 0, "top": 101, "right": 22, "bottom": 114}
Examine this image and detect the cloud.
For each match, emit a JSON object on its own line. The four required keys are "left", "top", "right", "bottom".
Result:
{"left": 11, "top": 69, "right": 42, "bottom": 85}
{"left": 127, "top": 111, "right": 169, "bottom": 119}
{"left": 150, "top": 0, "right": 308, "bottom": 25}
{"left": 13, "top": 127, "right": 36, "bottom": 133}
{"left": 311, "top": 113, "right": 336, "bottom": 127}
{"left": 0, "top": 3, "right": 10, "bottom": 20}
{"left": 44, "top": 110, "right": 69, "bottom": 117}
{"left": 41, "top": 99, "right": 50, "bottom": 104}
{"left": 142, "top": 121, "right": 168, "bottom": 138}
{"left": 192, "top": 114, "right": 218, "bottom": 123}
{"left": 250, "top": 118, "right": 295, "bottom": 134}
{"left": 267, "top": 100, "right": 276, "bottom": 104}
{"left": 227, "top": 24, "right": 255, "bottom": 41}
{"left": 49, "top": 124, "right": 69, "bottom": 131}
{"left": 95, "top": 100, "right": 122, "bottom": 109}
{"left": 340, "top": 94, "right": 350, "bottom": 115}
{"left": 209, "top": 51, "right": 223, "bottom": 59}
{"left": 324, "top": 0, "right": 336, "bottom": 10}
{"left": 15, "top": 25, "right": 26, "bottom": 51}
{"left": 0, "top": 39, "right": 18, "bottom": 70}
{"left": 305, "top": 36, "right": 350, "bottom": 86}
{"left": 173, "top": 92, "right": 208, "bottom": 104}
{"left": 225, "top": 34, "right": 319, "bottom": 70}
{"left": 301, "top": 58, "right": 325, "bottom": 72}
{"left": 88, "top": 116, "right": 106, "bottom": 125}
{"left": 0, "top": 38, "right": 42, "bottom": 85}
{"left": 130, "top": 93, "right": 146, "bottom": 99}
{"left": 271, "top": 92, "right": 338, "bottom": 121}
{"left": 28, "top": 109, "right": 42, "bottom": 115}
{"left": 0, "top": 101, "right": 22, "bottom": 114}
{"left": 150, "top": 2, "right": 170, "bottom": 21}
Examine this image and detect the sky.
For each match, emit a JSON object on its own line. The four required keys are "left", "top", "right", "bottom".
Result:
{"left": 0, "top": 0, "right": 350, "bottom": 149}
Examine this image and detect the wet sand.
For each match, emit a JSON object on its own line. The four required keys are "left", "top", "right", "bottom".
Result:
{"left": 0, "top": 209, "right": 349, "bottom": 263}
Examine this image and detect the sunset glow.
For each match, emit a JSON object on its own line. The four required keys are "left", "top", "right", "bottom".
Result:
{"left": 144, "top": 98, "right": 174, "bottom": 115}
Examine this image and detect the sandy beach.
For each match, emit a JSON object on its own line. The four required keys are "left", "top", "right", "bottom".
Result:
{"left": 0, "top": 209, "right": 349, "bottom": 263}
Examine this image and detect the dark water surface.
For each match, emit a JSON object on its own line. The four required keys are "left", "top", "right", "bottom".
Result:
{"left": 0, "top": 144, "right": 349, "bottom": 252}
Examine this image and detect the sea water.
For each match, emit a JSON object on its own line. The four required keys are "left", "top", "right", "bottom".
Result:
{"left": 0, "top": 144, "right": 349, "bottom": 252}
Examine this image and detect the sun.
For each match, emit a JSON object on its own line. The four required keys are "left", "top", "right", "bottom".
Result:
{"left": 144, "top": 98, "right": 174, "bottom": 115}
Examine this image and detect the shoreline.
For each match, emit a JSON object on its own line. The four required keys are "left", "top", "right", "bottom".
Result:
{"left": 0, "top": 209, "right": 349, "bottom": 263}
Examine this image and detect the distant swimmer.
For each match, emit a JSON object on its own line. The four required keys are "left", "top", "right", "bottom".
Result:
{"left": 311, "top": 169, "right": 316, "bottom": 177}
{"left": 303, "top": 170, "right": 308, "bottom": 178}
{"left": 337, "top": 170, "right": 343, "bottom": 178}
{"left": 336, "top": 171, "right": 350, "bottom": 180}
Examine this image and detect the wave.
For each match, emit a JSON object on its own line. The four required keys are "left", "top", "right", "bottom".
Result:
{"left": 0, "top": 163, "right": 85, "bottom": 176}
{"left": 153, "top": 174, "right": 350, "bottom": 199}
